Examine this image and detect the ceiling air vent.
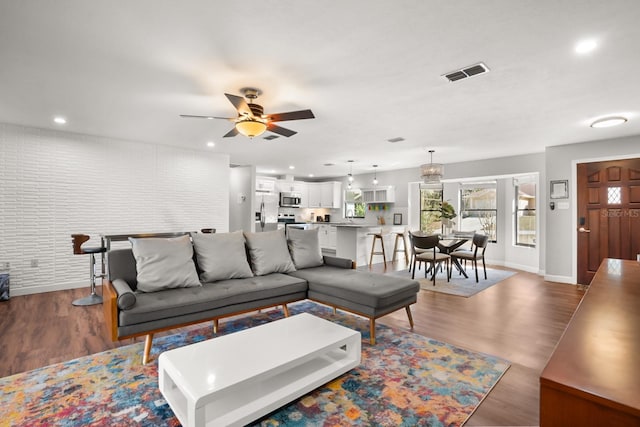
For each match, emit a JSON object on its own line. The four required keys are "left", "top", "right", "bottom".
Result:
{"left": 443, "top": 62, "right": 490, "bottom": 82}
{"left": 263, "top": 135, "right": 279, "bottom": 140}
{"left": 387, "top": 137, "right": 405, "bottom": 143}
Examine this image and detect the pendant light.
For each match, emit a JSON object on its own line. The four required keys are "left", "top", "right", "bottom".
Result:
{"left": 372, "top": 165, "right": 378, "bottom": 186}
{"left": 347, "top": 160, "right": 354, "bottom": 189}
{"left": 420, "top": 149, "right": 444, "bottom": 183}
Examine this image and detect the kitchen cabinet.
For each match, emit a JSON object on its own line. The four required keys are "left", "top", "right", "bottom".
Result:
{"left": 308, "top": 182, "right": 342, "bottom": 208}
{"left": 256, "top": 176, "right": 276, "bottom": 193}
{"left": 317, "top": 224, "right": 337, "bottom": 250}
{"left": 362, "top": 186, "right": 395, "bottom": 203}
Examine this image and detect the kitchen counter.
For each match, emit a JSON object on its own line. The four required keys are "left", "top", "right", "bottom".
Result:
{"left": 334, "top": 225, "right": 406, "bottom": 267}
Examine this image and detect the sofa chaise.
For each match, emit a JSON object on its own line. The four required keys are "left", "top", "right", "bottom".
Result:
{"left": 103, "top": 228, "right": 419, "bottom": 364}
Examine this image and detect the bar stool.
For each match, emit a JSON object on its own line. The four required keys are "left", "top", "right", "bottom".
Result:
{"left": 392, "top": 231, "right": 409, "bottom": 264}
{"left": 368, "top": 230, "right": 387, "bottom": 266}
{"left": 71, "top": 234, "right": 106, "bottom": 306}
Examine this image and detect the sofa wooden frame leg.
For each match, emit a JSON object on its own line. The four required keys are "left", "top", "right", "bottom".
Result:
{"left": 143, "top": 333, "right": 154, "bottom": 365}
{"left": 282, "top": 304, "right": 290, "bottom": 317}
{"left": 213, "top": 319, "right": 219, "bottom": 334}
{"left": 405, "top": 305, "right": 414, "bottom": 329}
{"left": 369, "top": 319, "right": 376, "bottom": 345}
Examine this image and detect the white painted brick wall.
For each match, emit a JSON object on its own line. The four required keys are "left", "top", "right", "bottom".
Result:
{"left": 0, "top": 123, "right": 229, "bottom": 295}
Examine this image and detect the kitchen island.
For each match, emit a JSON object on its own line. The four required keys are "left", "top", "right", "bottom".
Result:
{"left": 334, "top": 224, "right": 406, "bottom": 267}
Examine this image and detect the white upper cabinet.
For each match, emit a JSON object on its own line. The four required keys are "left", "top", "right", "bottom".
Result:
{"left": 307, "top": 182, "right": 342, "bottom": 208}
{"left": 362, "top": 186, "right": 395, "bottom": 203}
{"left": 256, "top": 176, "right": 277, "bottom": 193}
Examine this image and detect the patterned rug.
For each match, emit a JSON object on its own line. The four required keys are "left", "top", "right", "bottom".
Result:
{"left": 392, "top": 268, "right": 516, "bottom": 297}
{"left": 0, "top": 301, "right": 509, "bottom": 426}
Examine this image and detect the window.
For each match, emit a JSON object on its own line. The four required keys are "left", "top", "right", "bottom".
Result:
{"left": 515, "top": 181, "right": 536, "bottom": 247}
{"left": 344, "top": 189, "right": 365, "bottom": 219}
{"left": 419, "top": 185, "right": 443, "bottom": 233}
{"left": 459, "top": 182, "right": 497, "bottom": 242}
{"left": 607, "top": 187, "right": 621, "bottom": 204}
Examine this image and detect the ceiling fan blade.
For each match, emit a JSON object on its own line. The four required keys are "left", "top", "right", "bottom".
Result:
{"left": 180, "top": 114, "right": 235, "bottom": 121}
{"left": 225, "top": 93, "right": 253, "bottom": 117}
{"left": 267, "top": 123, "right": 297, "bottom": 137}
{"left": 267, "top": 109, "right": 315, "bottom": 122}
{"left": 223, "top": 127, "right": 239, "bottom": 138}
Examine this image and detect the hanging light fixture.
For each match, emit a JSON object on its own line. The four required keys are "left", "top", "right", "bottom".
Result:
{"left": 347, "top": 160, "right": 354, "bottom": 188}
{"left": 420, "top": 149, "right": 444, "bottom": 183}
{"left": 372, "top": 165, "right": 378, "bottom": 186}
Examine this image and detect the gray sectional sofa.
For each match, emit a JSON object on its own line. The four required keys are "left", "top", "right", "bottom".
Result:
{"left": 102, "top": 228, "right": 419, "bottom": 364}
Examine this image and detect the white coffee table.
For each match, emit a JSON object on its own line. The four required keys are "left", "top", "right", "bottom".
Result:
{"left": 158, "top": 313, "right": 361, "bottom": 427}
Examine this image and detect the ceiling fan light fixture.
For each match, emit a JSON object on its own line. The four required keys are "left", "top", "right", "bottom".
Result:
{"left": 420, "top": 150, "right": 444, "bottom": 183}
{"left": 235, "top": 118, "right": 267, "bottom": 138}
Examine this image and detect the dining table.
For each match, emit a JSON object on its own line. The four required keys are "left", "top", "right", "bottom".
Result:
{"left": 437, "top": 237, "right": 470, "bottom": 278}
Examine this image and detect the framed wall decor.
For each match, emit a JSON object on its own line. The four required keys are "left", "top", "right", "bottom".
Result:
{"left": 550, "top": 180, "right": 569, "bottom": 199}
{"left": 393, "top": 213, "right": 402, "bottom": 225}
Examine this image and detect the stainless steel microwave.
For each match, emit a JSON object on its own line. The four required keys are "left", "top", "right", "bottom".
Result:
{"left": 279, "top": 192, "right": 302, "bottom": 207}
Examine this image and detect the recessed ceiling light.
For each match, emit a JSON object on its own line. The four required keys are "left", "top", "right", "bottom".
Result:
{"left": 53, "top": 116, "right": 67, "bottom": 124}
{"left": 590, "top": 116, "right": 627, "bottom": 128}
{"left": 289, "top": 165, "right": 295, "bottom": 170}
{"left": 270, "top": 169, "right": 276, "bottom": 173}
{"left": 206, "top": 141, "right": 215, "bottom": 147}
{"left": 575, "top": 39, "right": 597, "bottom": 54}
{"left": 308, "top": 174, "right": 314, "bottom": 177}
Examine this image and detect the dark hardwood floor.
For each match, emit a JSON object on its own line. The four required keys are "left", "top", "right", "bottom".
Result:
{"left": 0, "top": 261, "right": 584, "bottom": 426}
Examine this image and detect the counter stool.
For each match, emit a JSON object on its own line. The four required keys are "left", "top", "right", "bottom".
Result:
{"left": 392, "top": 231, "right": 409, "bottom": 264}
{"left": 71, "top": 234, "right": 106, "bottom": 306}
{"left": 368, "top": 230, "right": 387, "bottom": 266}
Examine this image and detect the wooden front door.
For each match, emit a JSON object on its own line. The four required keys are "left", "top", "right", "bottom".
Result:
{"left": 577, "top": 159, "right": 640, "bottom": 285}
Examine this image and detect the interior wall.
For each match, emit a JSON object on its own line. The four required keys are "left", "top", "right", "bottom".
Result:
{"left": 545, "top": 134, "right": 640, "bottom": 283}
{"left": 0, "top": 123, "right": 230, "bottom": 295}
{"left": 228, "top": 166, "right": 254, "bottom": 232}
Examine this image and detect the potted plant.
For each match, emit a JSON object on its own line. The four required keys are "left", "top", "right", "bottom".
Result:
{"left": 441, "top": 201, "right": 457, "bottom": 235}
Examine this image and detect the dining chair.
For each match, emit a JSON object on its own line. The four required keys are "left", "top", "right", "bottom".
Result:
{"left": 450, "top": 233, "right": 489, "bottom": 282}
{"left": 409, "top": 233, "right": 451, "bottom": 286}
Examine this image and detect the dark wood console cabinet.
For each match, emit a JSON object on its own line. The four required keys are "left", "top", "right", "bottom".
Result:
{"left": 540, "top": 259, "right": 640, "bottom": 426}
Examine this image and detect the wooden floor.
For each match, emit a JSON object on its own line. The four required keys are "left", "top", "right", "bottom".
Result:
{"left": 0, "top": 261, "right": 584, "bottom": 426}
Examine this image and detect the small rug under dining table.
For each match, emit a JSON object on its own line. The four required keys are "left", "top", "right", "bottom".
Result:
{"left": 392, "top": 267, "right": 516, "bottom": 297}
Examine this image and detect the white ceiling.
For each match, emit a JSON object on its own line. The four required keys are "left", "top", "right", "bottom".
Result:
{"left": 1, "top": 1, "right": 639, "bottom": 178}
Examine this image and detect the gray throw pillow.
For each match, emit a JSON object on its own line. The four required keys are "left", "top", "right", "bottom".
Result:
{"left": 191, "top": 231, "right": 254, "bottom": 283}
{"left": 287, "top": 228, "right": 324, "bottom": 269}
{"left": 244, "top": 229, "right": 296, "bottom": 276}
{"left": 129, "top": 235, "right": 201, "bottom": 292}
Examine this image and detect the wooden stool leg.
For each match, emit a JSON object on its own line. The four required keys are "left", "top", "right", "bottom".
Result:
{"left": 402, "top": 235, "right": 409, "bottom": 264}
{"left": 369, "top": 236, "right": 376, "bottom": 266}
{"left": 380, "top": 236, "right": 386, "bottom": 264}
{"left": 392, "top": 234, "right": 400, "bottom": 262}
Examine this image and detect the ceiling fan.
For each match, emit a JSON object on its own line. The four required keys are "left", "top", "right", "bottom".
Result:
{"left": 180, "top": 87, "right": 315, "bottom": 138}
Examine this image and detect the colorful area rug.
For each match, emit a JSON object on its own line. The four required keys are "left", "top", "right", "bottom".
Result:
{"left": 392, "top": 268, "right": 516, "bottom": 297}
{"left": 0, "top": 301, "right": 509, "bottom": 426}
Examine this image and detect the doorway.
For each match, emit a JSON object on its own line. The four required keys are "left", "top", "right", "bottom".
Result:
{"left": 576, "top": 158, "right": 640, "bottom": 284}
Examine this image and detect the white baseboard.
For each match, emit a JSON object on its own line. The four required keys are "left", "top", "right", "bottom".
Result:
{"left": 486, "top": 259, "right": 540, "bottom": 275}
{"left": 9, "top": 281, "right": 89, "bottom": 297}
{"left": 543, "top": 274, "right": 575, "bottom": 285}
{"left": 501, "top": 261, "right": 539, "bottom": 274}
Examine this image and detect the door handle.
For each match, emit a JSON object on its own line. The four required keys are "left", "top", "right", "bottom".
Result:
{"left": 578, "top": 227, "right": 591, "bottom": 233}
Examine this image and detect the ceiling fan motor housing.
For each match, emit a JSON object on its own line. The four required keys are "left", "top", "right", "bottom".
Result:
{"left": 248, "top": 103, "right": 264, "bottom": 117}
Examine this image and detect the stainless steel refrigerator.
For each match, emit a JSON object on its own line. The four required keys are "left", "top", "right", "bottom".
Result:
{"left": 255, "top": 192, "right": 278, "bottom": 232}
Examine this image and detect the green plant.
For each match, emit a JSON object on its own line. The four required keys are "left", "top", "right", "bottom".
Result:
{"left": 441, "top": 201, "right": 457, "bottom": 220}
